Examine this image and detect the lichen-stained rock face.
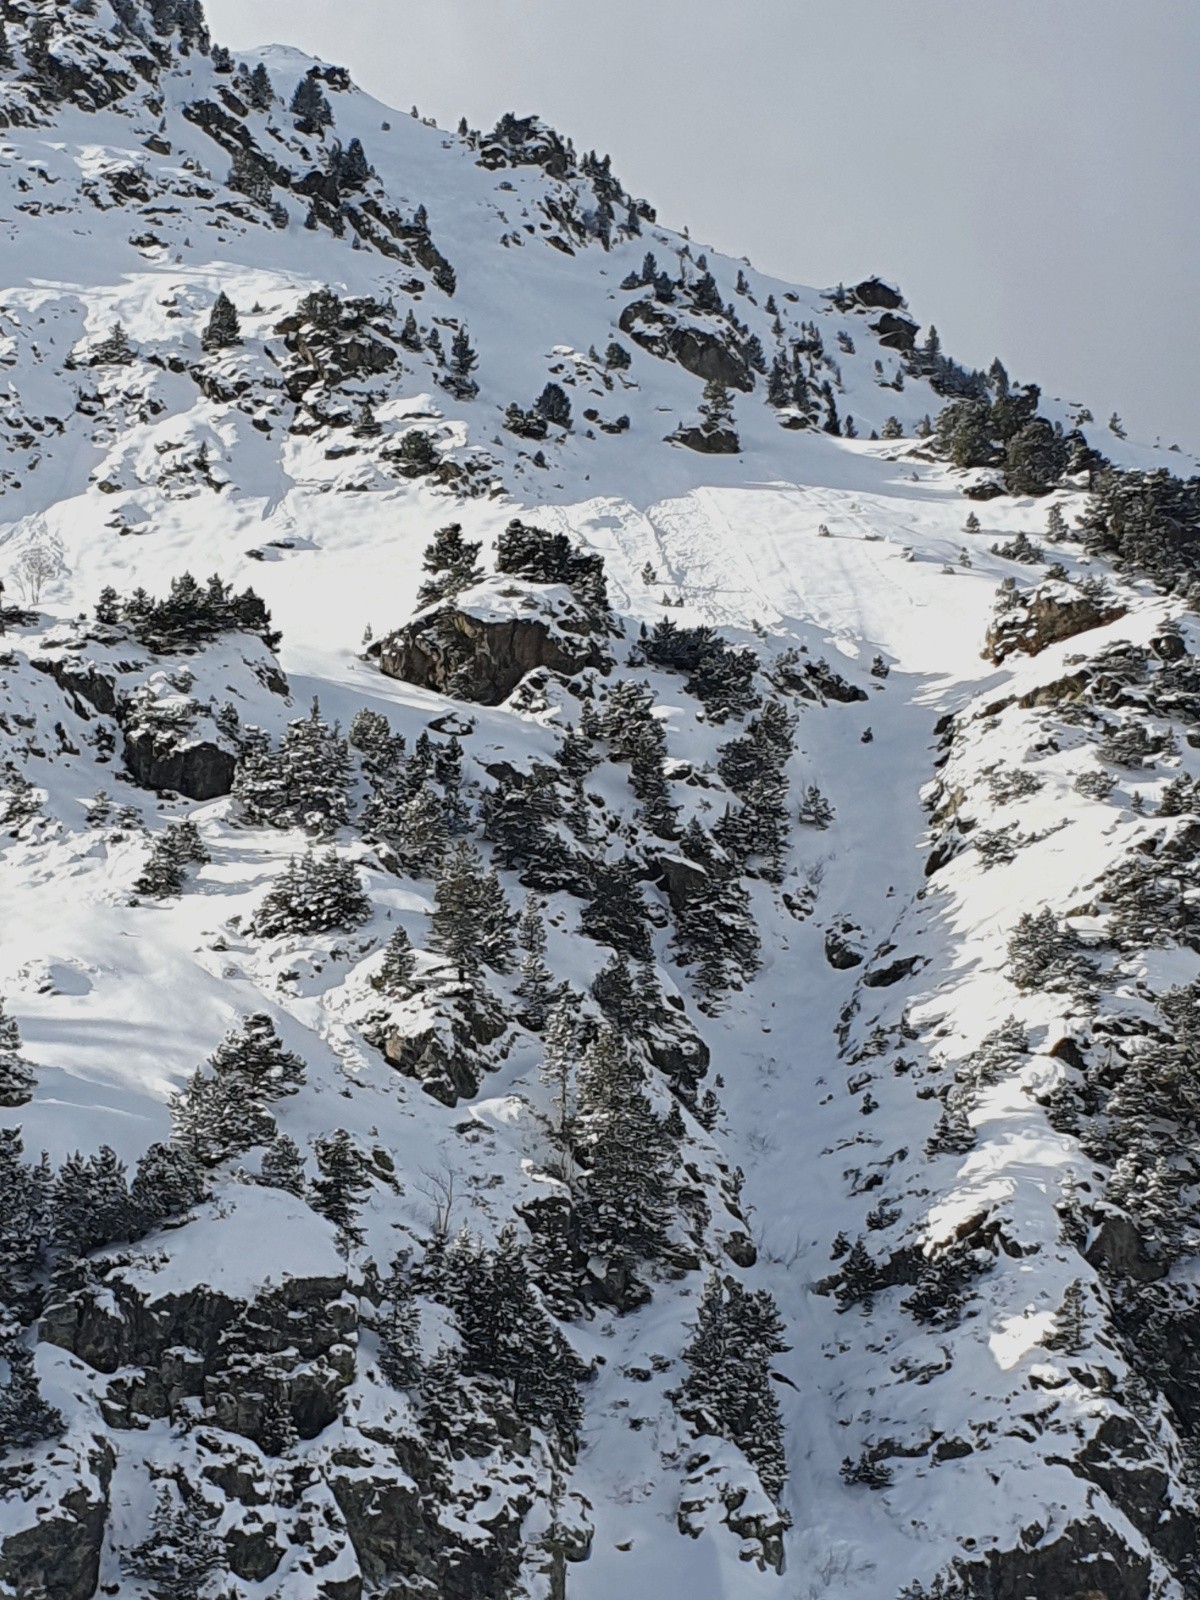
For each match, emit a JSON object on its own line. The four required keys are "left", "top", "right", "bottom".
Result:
{"left": 378, "top": 582, "right": 607, "bottom": 706}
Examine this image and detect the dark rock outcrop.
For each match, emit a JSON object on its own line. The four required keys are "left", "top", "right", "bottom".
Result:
{"left": 379, "top": 605, "right": 605, "bottom": 706}
{"left": 670, "top": 424, "right": 740, "bottom": 455}
{"left": 121, "top": 725, "right": 236, "bottom": 799}
{"left": 869, "top": 311, "right": 919, "bottom": 352}
{"left": 42, "top": 1265, "right": 356, "bottom": 1447}
{"left": 0, "top": 1439, "right": 114, "bottom": 1600}
{"left": 985, "top": 587, "right": 1127, "bottom": 665}
{"left": 618, "top": 299, "right": 753, "bottom": 392}
{"left": 383, "top": 982, "right": 509, "bottom": 1104}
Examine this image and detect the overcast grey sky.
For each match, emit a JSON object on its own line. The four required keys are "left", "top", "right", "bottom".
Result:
{"left": 206, "top": 0, "right": 1200, "bottom": 454}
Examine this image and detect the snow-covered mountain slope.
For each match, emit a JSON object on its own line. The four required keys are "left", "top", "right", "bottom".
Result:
{"left": 3, "top": 4, "right": 1200, "bottom": 1598}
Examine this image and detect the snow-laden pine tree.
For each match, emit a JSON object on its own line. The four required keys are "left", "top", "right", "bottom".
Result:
{"left": 311, "top": 1129, "right": 372, "bottom": 1248}
{"left": 235, "top": 700, "right": 351, "bottom": 837}
{"left": 172, "top": 1015, "right": 306, "bottom": 1165}
{"left": 0, "top": 1343, "right": 64, "bottom": 1454}
{"left": 678, "top": 1271, "right": 789, "bottom": 1502}
{"left": 251, "top": 850, "right": 369, "bottom": 938}
{"left": 0, "top": 999, "right": 35, "bottom": 1107}
{"left": 201, "top": 290, "right": 241, "bottom": 350}
{"left": 126, "top": 1483, "right": 221, "bottom": 1600}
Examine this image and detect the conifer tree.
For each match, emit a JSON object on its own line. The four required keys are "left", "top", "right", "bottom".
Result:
{"left": 247, "top": 61, "right": 273, "bottom": 110}
{"left": 0, "top": 20, "right": 13, "bottom": 71}
{"left": 133, "top": 820, "right": 210, "bottom": 900}
{"left": 678, "top": 1271, "right": 789, "bottom": 1501}
{"left": 126, "top": 1483, "right": 221, "bottom": 1600}
{"left": 416, "top": 523, "right": 483, "bottom": 607}
{"left": 290, "top": 73, "right": 333, "bottom": 134}
{"left": 0, "top": 1130, "right": 49, "bottom": 1311}
{"left": 579, "top": 856, "right": 652, "bottom": 961}
{"left": 172, "top": 1014, "right": 305, "bottom": 1166}
{"left": 52, "top": 1146, "right": 132, "bottom": 1257}
{"left": 540, "top": 998, "right": 580, "bottom": 1154}
{"left": 234, "top": 700, "right": 351, "bottom": 837}
{"left": 1044, "top": 1279, "right": 1088, "bottom": 1355}
{"left": 201, "top": 291, "right": 241, "bottom": 351}
{"left": 311, "top": 1130, "right": 372, "bottom": 1248}
{"left": 377, "top": 925, "right": 417, "bottom": 998}
{"left": 698, "top": 378, "right": 734, "bottom": 433}
{"left": 0, "top": 1344, "right": 64, "bottom": 1454}
{"left": 0, "top": 999, "right": 35, "bottom": 1108}
{"left": 429, "top": 840, "right": 487, "bottom": 980}
{"left": 130, "top": 1141, "right": 206, "bottom": 1231}
{"left": 379, "top": 1256, "right": 422, "bottom": 1388}
{"left": 574, "top": 1026, "right": 674, "bottom": 1281}
{"left": 399, "top": 309, "right": 423, "bottom": 350}
{"left": 335, "top": 136, "right": 371, "bottom": 189}
{"left": 259, "top": 1132, "right": 307, "bottom": 1197}
{"left": 535, "top": 382, "right": 572, "bottom": 429}
{"left": 514, "top": 895, "right": 556, "bottom": 1029}
{"left": 251, "top": 850, "right": 369, "bottom": 938}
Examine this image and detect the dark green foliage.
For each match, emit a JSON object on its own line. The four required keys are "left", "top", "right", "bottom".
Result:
{"left": 991, "top": 530, "right": 1043, "bottom": 564}
{"left": 228, "top": 144, "right": 276, "bottom": 208}
{"left": 1044, "top": 1279, "right": 1088, "bottom": 1354}
{"left": 902, "top": 1241, "right": 991, "bottom": 1328}
{"left": 171, "top": 1013, "right": 306, "bottom": 1165}
{"left": 632, "top": 619, "right": 760, "bottom": 723}
{"left": 416, "top": 523, "right": 482, "bottom": 606}
{"left": 334, "top": 136, "right": 371, "bottom": 190}
{"left": 52, "top": 1146, "right": 131, "bottom": 1257}
{"left": 514, "top": 895, "right": 556, "bottom": 1029}
{"left": 379, "top": 1257, "right": 422, "bottom": 1388}
{"left": 504, "top": 401, "right": 549, "bottom": 440}
{"left": 579, "top": 856, "right": 652, "bottom": 961}
{"left": 605, "top": 341, "right": 630, "bottom": 370}
{"left": 311, "top": 1129, "right": 372, "bottom": 1247}
{"left": 439, "top": 1228, "right": 585, "bottom": 1447}
{"left": 429, "top": 841, "right": 513, "bottom": 978}
{"left": 377, "top": 926, "right": 417, "bottom": 997}
{"left": 678, "top": 1271, "right": 789, "bottom": 1500}
{"left": 670, "top": 820, "right": 760, "bottom": 1007}
{"left": 481, "top": 764, "right": 571, "bottom": 890}
{"left": 246, "top": 62, "right": 273, "bottom": 110}
{"left": 495, "top": 518, "right": 611, "bottom": 620}
{"left": 935, "top": 399, "right": 995, "bottom": 469}
{"left": 698, "top": 377, "right": 734, "bottom": 432}
{"left": 714, "top": 698, "right": 795, "bottom": 880}
{"left": 130, "top": 1141, "right": 207, "bottom": 1231}
{"left": 535, "top": 382, "right": 571, "bottom": 428}
{"left": 835, "top": 1238, "right": 879, "bottom": 1311}
{"left": 1077, "top": 467, "right": 1200, "bottom": 588}
{"left": 574, "top": 1026, "right": 675, "bottom": 1280}
{"left": 399, "top": 309, "right": 423, "bottom": 351}
{"left": 1007, "top": 909, "right": 1095, "bottom": 993}
{"left": 132, "top": 820, "right": 210, "bottom": 899}
{"left": 291, "top": 72, "right": 333, "bottom": 134}
{"left": 1003, "top": 418, "right": 1067, "bottom": 496}
{"left": 0, "top": 999, "right": 34, "bottom": 1108}
{"left": 0, "top": 20, "right": 12, "bottom": 70}
{"left": 0, "top": 1130, "right": 49, "bottom": 1310}
{"left": 251, "top": 850, "right": 369, "bottom": 938}
{"left": 201, "top": 291, "right": 241, "bottom": 351}
{"left": 126, "top": 1484, "right": 221, "bottom": 1600}
{"left": 104, "top": 571, "right": 279, "bottom": 652}
{"left": 234, "top": 701, "right": 351, "bottom": 837}
{"left": 0, "top": 1344, "right": 64, "bottom": 1454}
{"left": 259, "top": 1133, "right": 307, "bottom": 1197}
{"left": 394, "top": 428, "right": 440, "bottom": 477}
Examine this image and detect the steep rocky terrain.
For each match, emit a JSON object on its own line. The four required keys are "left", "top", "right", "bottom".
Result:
{"left": 2, "top": 4, "right": 1200, "bottom": 1598}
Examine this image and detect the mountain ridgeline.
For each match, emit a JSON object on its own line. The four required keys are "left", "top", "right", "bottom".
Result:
{"left": 1, "top": 2, "right": 1200, "bottom": 1598}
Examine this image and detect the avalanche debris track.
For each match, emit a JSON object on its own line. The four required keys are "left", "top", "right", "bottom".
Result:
{"left": 1, "top": 4, "right": 1199, "bottom": 1598}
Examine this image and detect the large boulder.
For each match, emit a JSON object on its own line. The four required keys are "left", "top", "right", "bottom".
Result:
{"left": 618, "top": 299, "right": 754, "bottom": 391}
{"left": 670, "top": 424, "right": 740, "bottom": 455}
{"left": 379, "top": 601, "right": 605, "bottom": 707}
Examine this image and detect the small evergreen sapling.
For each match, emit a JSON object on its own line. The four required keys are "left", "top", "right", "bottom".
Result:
{"left": 201, "top": 291, "right": 241, "bottom": 351}
{"left": 376, "top": 926, "right": 417, "bottom": 998}
{"left": 259, "top": 1132, "right": 307, "bottom": 1197}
